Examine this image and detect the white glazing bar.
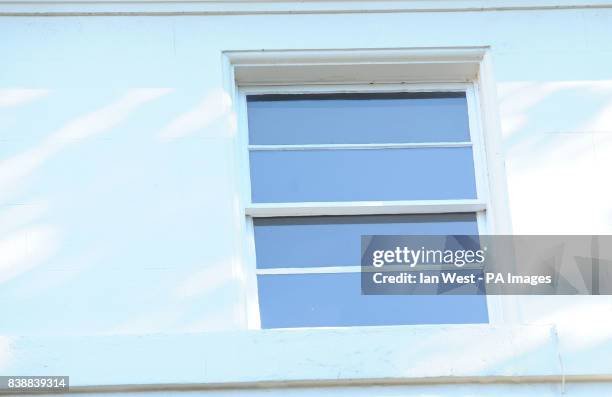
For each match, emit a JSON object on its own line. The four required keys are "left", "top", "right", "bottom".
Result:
{"left": 257, "top": 266, "right": 361, "bottom": 275}
{"left": 256, "top": 263, "right": 485, "bottom": 275}
{"left": 248, "top": 142, "right": 472, "bottom": 151}
{"left": 245, "top": 199, "right": 486, "bottom": 217}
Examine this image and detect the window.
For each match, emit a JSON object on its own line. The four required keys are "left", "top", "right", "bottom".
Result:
{"left": 240, "top": 85, "right": 493, "bottom": 329}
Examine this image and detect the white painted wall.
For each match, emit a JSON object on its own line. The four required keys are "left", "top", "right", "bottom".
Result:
{"left": 2, "top": 2, "right": 612, "bottom": 395}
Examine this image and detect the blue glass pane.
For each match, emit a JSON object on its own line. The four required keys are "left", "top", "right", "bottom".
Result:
{"left": 247, "top": 93, "right": 470, "bottom": 144}
{"left": 254, "top": 213, "right": 478, "bottom": 269}
{"left": 250, "top": 147, "right": 477, "bottom": 203}
{"left": 258, "top": 273, "right": 488, "bottom": 328}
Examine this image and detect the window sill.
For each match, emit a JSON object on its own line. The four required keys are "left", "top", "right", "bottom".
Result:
{"left": 2, "top": 324, "right": 561, "bottom": 388}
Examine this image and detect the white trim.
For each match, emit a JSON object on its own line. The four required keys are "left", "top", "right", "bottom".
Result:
{"left": 229, "top": 49, "right": 486, "bottom": 86}
{"left": 249, "top": 142, "right": 473, "bottom": 151}
{"left": 225, "top": 47, "right": 514, "bottom": 329}
{"left": 240, "top": 82, "right": 471, "bottom": 94}
{"left": 466, "top": 82, "right": 503, "bottom": 324}
{"left": 474, "top": 52, "right": 519, "bottom": 325}
{"left": 465, "top": 68, "right": 516, "bottom": 325}
{"left": 246, "top": 199, "right": 487, "bottom": 217}
{"left": 256, "top": 264, "right": 485, "bottom": 275}
{"left": 477, "top": 53, "right": 514, "bottom": 236}
{"left": 225, "top": 59, "right": 261, "bottom": 330}
{"left": 466, "top": 83, "right": 491, "bottom": 229}
{"left": 228, "top": 49, "right": 486, "bottom": 69}
{"left": 257, "top": 266, "right": 361, "bottom": 275}
{"left": 3, "top": 0, "right": 612, "bottom": 16}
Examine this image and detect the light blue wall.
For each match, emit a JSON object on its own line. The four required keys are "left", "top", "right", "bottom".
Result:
{"left": 2, "top": 5, "right": 612, "bottom": 392}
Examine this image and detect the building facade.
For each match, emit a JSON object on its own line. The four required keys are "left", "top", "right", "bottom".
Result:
{"left": 2, "top": 1, "right": 612, "bottom": 396}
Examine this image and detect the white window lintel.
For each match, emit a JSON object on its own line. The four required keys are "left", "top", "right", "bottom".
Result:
{"left": 224, "top": 47, "right": 488, "bottom": 86}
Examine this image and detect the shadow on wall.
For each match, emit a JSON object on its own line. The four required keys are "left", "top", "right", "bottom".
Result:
{"left": 0, "top": 87, "right": 242, "bottom": 339}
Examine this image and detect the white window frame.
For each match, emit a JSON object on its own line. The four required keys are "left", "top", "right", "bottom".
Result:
{"left": 223, "top": 47, "right": 514, "bottom": 329}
